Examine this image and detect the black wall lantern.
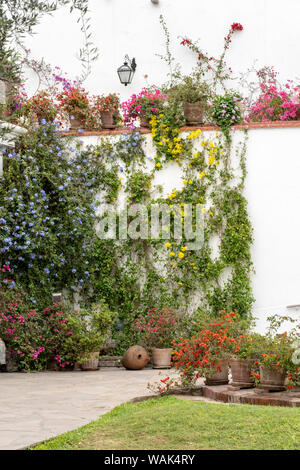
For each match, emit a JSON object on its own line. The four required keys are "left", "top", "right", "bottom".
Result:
{"left": 117, "top": 55, "right": 137, "bottom": 86}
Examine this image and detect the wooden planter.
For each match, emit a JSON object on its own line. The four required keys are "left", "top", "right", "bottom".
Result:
{"left": 80, "top": 351, "right": 100, "bottom": 371}
{"left": 230, "top": 357, "right": 253, "bottom": 387}
{"left": 152, "top": 347, "right": 172, "bottom": 369}
{"left": 205, "top": 359, "right": 229, "bottom": 385}
{"left": 183, "top": 101, "right": 204, "bottom": 125}
{"left": 259, "top": 365, "right": 286, "bottom": 391}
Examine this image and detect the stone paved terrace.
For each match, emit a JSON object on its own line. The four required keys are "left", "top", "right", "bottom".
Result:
{"left": 0, "top": 368, "right": 178, "bottom": 450}
{"left": 1, "top": 369, "right": 299, "bottom": 450}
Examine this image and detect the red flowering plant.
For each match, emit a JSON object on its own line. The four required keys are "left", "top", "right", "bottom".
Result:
{"left": 121, "top": 88, "right": 168, "bottom": 126}
{"left": 57, "top": 86, "right": 90, "bottom": 122}
{"left": 152, "top": 311, "right": 239, "bottom": 393}
{"left": 249, "top": 315, "right": 300, "bottom": 388}
{"left": 22, "top": 90, "right": 58, "bottom": 123}
{"left": 180, "top": 22, "right": 244, "bottom": 90}
{"left": 133, "top": 307, "right": 180, "bottom": 349}
{"left": 93, "top": 93, "right": 120, "bottom": 114}
{"left": 92, "top": 93, "right": 121, "bottom": 125}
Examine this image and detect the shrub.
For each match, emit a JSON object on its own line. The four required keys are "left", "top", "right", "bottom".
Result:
{"left": 248, "top": 84, "right": 300, "bottom": 122}
{"left": 133, "top": 307, "right": 180, "bottom": 349}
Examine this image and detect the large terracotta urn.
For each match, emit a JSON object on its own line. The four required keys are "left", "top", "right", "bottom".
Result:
{"left": 122, "top": 345, "right": 149, "bottom": 370}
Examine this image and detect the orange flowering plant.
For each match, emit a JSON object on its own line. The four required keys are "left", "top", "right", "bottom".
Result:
{"left": 93, "top": 93, "right": 120, "bottom": 114}
{"left": 156, "top": 311, "right": 240, "bottom": 391}
{"left": 57, "top": 87, "right": 90, "bottom": 120}
{"left": 22, "top": 91, "right": 58, "bottom": 123}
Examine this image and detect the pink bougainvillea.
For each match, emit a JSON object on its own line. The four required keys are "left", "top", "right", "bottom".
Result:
{"left": 248, "top": 83, "right": 300, "bottom": 122}
{"left": 121, "top": 89, "right": 167, "bottom": 125}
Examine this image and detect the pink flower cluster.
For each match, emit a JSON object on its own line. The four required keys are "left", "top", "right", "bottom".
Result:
{"left": 249, "top": 83, "right": 300, "bottom": 122}
{"left": 121, "top": 89, "right": 167, "bottom": 125}
{"left": 134, "top": 307, "right": 179, "bottom": 348}
{"left": 32, "top": 346, "right": 45, "bottom": 360}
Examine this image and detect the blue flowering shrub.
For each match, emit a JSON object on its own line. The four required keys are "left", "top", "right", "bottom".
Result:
{"left": 0, "top": 122, "right": 102, "bottom": 306}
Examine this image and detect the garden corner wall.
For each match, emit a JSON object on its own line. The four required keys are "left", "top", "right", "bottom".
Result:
{"left": 70, "top": 122, "right": 300, "bottom": 333}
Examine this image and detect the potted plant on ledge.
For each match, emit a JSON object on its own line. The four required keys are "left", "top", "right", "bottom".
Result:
{"left": 22, "top": 90, "right": 58, "bottom": 124}
{"left": 133, "top": 307, "right": 180, "bottom": 369}
{"left": 58, "top": 87, "right": 90, "bottom": 129}
{"left": 168, "top": 75, "right": 211, "bottom": 125}
{"left": 122, "top": 88, "right": 167, "bottom": 128}
{"left": 93, "top": 93, "right": 121, "bottom": 129}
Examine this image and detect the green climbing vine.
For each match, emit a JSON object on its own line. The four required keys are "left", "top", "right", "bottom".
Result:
{"left": 0, "top": 113, "right": 254, "bottom": 354}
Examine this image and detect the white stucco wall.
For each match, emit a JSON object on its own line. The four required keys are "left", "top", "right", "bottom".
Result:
{"left": 75, "top": 125, "right": 300, "bottom": 332}
{"left": 23, "top": 0, "right": 300, "bottom": 100}
{"left": 18, "top": 0, "right": 300, "bottom": 331}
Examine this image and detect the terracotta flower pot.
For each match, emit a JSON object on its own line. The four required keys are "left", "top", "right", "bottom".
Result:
{"left": 152, "top": 347, "right": 172, "bottom": 369}
{"left": 230, "top": 357, "right": 253, "bottom": 386}
{"left": 259, "top": 365, "right": 286, "bottom": 389}
{"left": 205, "top": 359, "right": 229, "bottom": 385}
{"left": 69, "top": 113, "right": 85, "bottom": 130}
{"left": 183, "top": 101, "right": 204, "bottom": 125}
{"left": 122, "top": 345, "right": 149, "bottom": 370}
{"left": 80, "top": 351, "right": 100, "bottom": 371}
{"left": 139, "top": 111, "right": 150, "bottom": 128}
{"left": 47, "top": 357, "right": 59, "bottom": 371}
{"left": 100, "top": 111, "right": 115, "bottom": 129}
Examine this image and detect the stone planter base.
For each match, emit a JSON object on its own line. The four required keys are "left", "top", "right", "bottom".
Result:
{"left": 231, "top": 381, "right": 254, "bottom": 389}
{"left": 99, "top": 356, "right": 123, "bottom": 367}
{"left": 257, "top": 384, "right": 286, "bottom": 392}
{"left": 200, "top": 384, "right": 300, "bottom": 407}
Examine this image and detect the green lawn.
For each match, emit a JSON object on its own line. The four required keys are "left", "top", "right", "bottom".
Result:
{"left": 29, "top": 396, "right": 300, "bottom": 450}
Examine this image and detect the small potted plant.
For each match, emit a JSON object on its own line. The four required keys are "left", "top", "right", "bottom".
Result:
{"left": 258, "top": 336, "right": 293, "bottom": 390}
{"left": 168, "top": 75, "right": 211, "bottom": 125}
{"left": 70, "top": 301, "right": 115, "bottom": 371}
{"left": 209, "top": 91, "right": 243, "bottom": 138}
{"left": 57, "top": 86, "right": 90, "bottom": 129}
{"left": 122, "top": 88, "right": 167, "bottom": 128}
{"left": 230, "top": 333, "right": 258, "bottom": 386}
{"left": 93, "top": 93, "right": 121, "bottom": 129}
{"left": 133, "top": 307, "right": 179, "bottom": 368}
{"left": 251, "top": 315, "right": 299, "bottom": 390}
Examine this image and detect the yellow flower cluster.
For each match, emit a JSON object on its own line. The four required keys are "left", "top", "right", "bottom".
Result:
{"left": 150, "top": 114, "right": 183, "bottom": 160}
{"left": 200, "top": 139, "right": 222, "bottom": 166}
{"left": 187, "top": 129, "right": 202, "bottom": 140}
{"left": 165, "top": 243, "right": 187, "bottom": 261}
{"left": 168, "top": 189, "right": 177, "bottom": 201}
